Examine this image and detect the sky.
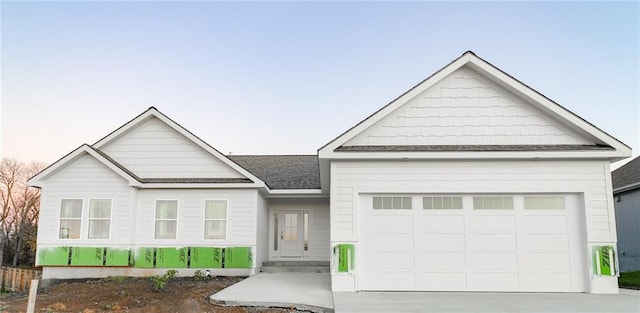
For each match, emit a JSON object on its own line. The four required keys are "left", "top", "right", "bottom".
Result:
{"left": 1, "top": 1, "right": 639, "bottom": 169}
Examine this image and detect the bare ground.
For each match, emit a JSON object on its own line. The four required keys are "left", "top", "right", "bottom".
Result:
{"left": 0, "top": 276, "right": 298, "bottom": 313}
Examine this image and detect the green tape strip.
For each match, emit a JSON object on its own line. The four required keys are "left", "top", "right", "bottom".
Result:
{"left": 105, "top": 248, "right": 130, "bottom": 266}
{"left": 336, "top": 244, "right": 354, "bottom": 273}
{"left": 70, "top": 247, "right": 104, "bottom": 266}
{"left": 37, "top": 247, "right": 71, "bottom": 266}
{"left": 224, "top": 247, "right": 252, "bottom": 268}
{"left": 134, "top": 247, "right": 155, "bottom": 268}
{"left": 155, "top": 247, "right": 189, "bottom": 268}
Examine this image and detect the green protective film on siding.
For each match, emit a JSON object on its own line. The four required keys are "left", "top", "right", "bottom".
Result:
{"left": 190, "top": 247, "right": 223, "bottom": 268}
{"left": 38, "top": 247, "right": 71, "bottom": 266}
{"left": 105, "top": 248, "right": 131, "bottom": 266}
{"left": 134, "top": 247, "right": 155, "bottom": 268}
{"left": 223, "top": 247, "right": 253, "bottom": 268}
{"left": 337, "top": 244, "right": 354, "bottom": 273}
{"left": 71, "top": 247, "right": 104, "bottom": 266}
{"left": 155, "top": 247, "right": 189, "bottom": 268}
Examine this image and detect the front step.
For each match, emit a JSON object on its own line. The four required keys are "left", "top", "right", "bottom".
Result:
{"left": 261, "top": 261, "right": 330, "bottom": 273}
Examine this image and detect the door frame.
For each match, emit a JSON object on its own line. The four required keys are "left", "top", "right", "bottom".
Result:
{"left": 269, "top": 208, "right": 311, "bottom": 259}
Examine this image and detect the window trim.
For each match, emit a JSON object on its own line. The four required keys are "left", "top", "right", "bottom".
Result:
{"left": 472, "top": 196, "right": 514, "bottom": 210}
{"left": 203, "top": 199, "right": 228, "bottom": 240}
{"left": 154, "top": 199, "right": 179, "bottom": 240}
{"left": 524, "top": 195, "right": 566, "bottom": 210}
{"left": 422, "top": 195, "right": 463, "bottom": 210}
{"left": 87, "top": 198, "right": 113, "bottom": 240}
{"left": 372, "top": 196, "right": 413, "bottom": 210}
{"left": 58, "top": 198, "right": 83, "bottom": 240}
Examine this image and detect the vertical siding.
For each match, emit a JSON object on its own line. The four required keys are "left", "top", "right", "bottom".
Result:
{"left": 614, "top": 189, "right": 640, "bottom": 271}
{"left": 38, "top": 154, "right": 132, "bottom": 246}
{"left": 345, "top": 66, "right": 591, "bottom": 146}
{"left": 331, "top": 160, "right": 615, "bottom": 243}
{"left": 134, "top": 189, "right": 257, "bottom": 247}
{"left": 101, "top": 117, "right": 244, "bottom": 179}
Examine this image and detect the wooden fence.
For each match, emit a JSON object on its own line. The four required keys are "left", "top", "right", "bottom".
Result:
{"left": 0, "top": 267, "right": 41, "bottom": 292}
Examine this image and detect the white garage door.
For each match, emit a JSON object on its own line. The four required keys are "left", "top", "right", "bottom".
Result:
{"left": 360, "top": 194, "right": 587, "bottom": 292}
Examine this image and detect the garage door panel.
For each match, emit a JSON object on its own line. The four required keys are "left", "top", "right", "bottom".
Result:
{"left": 467, "top": 272, "right": 518, "bottom": 291}
{"left": 372, "top": 215, "right": 413, "bottom": 234}
{"left": 360, "top": 272, "right": 413, "bottom": 291}
{"left": 519, "top": 273, "right": 572, "bottom": 291}
{"left": 415, "top": 252, "right": 466, "bottom": 270}
{"left": 520, "top": 234, "right": 569, "bottom": 251}
{"left": 417, "top": 216, "right": 464, "bottom": 233}
{"left": 417, "top": 234, "right": 465, "bottom": 251}
{"left": 519, "top": 252, "right": 570, "bottom": 270}
{"left": 360, "top": 194, "right": 585, "bottom": 292}
{"left": 521, "top": 216, "right": 567, "bottom": 233}
{"left": 369, "top": 234, "right": 414, "bottom": 252}
{"left": 467, "top": 234, "right": 516, "bottom": 251}
{"left": 365, "top": 252, "right": 414, "bottom": 269}
{"left": 468, "top": 216, "right": 515, "bottom": 233}
{"left": 468, "top": 252, "right": 518, "bottom": 270}
{"left": 415, "top": 272, "right": 467, "bottom": 290}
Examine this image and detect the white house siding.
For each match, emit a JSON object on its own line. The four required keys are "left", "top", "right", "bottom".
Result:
{"left": 330, "top": 160, "right": 618, "bottom": 293}
{"left": 268, "top": 198, "right": 330, "bottom": 261}
{"left": 345, "top": 66, "right": 591, "bottom": 146}
{"left": 37, "top": 153, "right": 133, "bottom": 248}
{"left": 100, "top": 117, "right": 244, "bottom": 179}
{"left": 134, "top": 189, "right": 258, "bottom": 248}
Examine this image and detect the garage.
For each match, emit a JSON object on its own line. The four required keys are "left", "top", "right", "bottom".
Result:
{"left": 359, "top": 194, "right": 587, "bottom": 292}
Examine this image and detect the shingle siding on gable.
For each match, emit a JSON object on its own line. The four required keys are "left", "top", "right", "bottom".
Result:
{"left": 100, "top": 117, "right": 245, "bottom": 179}
{"left": 345, "top": 66, "right": 592, "bottom": 147}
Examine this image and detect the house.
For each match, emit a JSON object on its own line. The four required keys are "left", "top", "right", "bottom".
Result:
{"left": 612, "top": 156, "right": 640, "bottom": 272}
{"left": 28, "top": 51, "right": 631, "bottom": 294}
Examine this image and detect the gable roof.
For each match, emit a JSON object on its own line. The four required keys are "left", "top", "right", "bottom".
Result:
{"left": 612, "top": 156, "right": 640, "bottom": 193}
{"left": 318, "top": 51, "right": 631, "bottom": 160}
{"left": 229, "top": 155, "right": 320, "bottom": 189}
{"left": 29, "top": 107, "right": 264, "bottom": 189}
{"left": 28, "top": 144, "right": 142, "bottom": 187}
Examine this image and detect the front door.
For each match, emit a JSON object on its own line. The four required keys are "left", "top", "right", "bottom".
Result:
{"left": 279, "top": 210, "right": 303, "bottom": 257}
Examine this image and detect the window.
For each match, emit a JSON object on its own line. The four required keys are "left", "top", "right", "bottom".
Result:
{"left": 473, "top": 196, "right": 513, "bottom": 209}
{"left": 423, "top": 196, "right": 463, "bottom": 209}
{"left": 155, "top": 200, "right": 178, "bottom": 239}
{"left": 524, "top": 195, "right": 565, "bottom": 210}
{"left": 372, "top": 196, "right": 412, "bottom": 210}
{"left": 273, "top": 212, "right": 279, "bottom": 251}
{"left": 59, "top": 199, "right": 82, "bottom": 239}
{"left": 204, "top": 200, "right": 227, "bottom": 240}
{"left": 303, "top": 212, "right": 309, "bottom": 251}
{"left": 88, "top": 199, "right": 111, "bottom": 239}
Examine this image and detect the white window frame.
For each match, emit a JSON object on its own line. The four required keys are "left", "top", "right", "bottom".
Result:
{"left": 524, "top": 195, "right": 565, "bottom": 210}
{"left": 88, "top": 199, "right": 113, "bottom": 239}
{"left": 472, "top": 195, "right": 514, "bottom": 210}
{"left": 423, "top": 195, "right": 463, "bottom": 210}
{"left": 372, "top": 196, "right": 413, "bottom": 210}
{"left": 58, "top": 198, "right": 83, "bottom": 240}
{"left": 203, "top": 199, "right": 228, "bottom": 240}
{"left": 154, "top": 200, "right": 179, "bottom": 240}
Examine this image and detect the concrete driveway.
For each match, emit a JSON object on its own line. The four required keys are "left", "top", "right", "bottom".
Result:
{"left": 333, "top": 289, "right": 640, "bottom": 313}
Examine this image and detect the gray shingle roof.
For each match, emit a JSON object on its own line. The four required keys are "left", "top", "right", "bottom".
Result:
{"left": 335, "top": 144, "right": 613, "bottom": 152}
{"left": 228, "top": 155, "right": 320, "bottom": 190}
{"left": 612, "top": 156, "right": 640, "bottom": 191}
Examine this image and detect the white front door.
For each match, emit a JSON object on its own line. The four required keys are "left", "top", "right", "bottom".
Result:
{"left": 279, "top": 210, "right": 303, "bottom": 257}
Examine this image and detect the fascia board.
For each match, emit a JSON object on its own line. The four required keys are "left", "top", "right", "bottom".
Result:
{"left": 322, "top": 150, "right": 631, "bottom": 161}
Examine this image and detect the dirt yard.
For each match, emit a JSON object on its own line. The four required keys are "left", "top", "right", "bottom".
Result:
{"left": 0, "top": 276, "right": 297, "bottom": 313}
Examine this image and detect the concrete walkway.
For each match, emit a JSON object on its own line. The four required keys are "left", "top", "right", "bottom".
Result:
{"left": 210, "top": 272, "right": 334, "bottom": 312}
{"left": 333, "top": 288, "right": 640, "bottom": 313}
